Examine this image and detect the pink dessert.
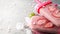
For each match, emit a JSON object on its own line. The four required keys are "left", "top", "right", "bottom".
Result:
{"left": 35, "top": 0, "right": 60, "bottom": 26}
{"left": 31, "top": 16, "right": 53, "bottom": 29}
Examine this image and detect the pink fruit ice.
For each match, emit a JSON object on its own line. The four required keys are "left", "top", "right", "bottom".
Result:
{"left": 40, "top": 6, "right": 60, "bottom": 26}
{"left": 47, "top": 4, "right": 60, "bottom": 18}
{"left": 30, "top": 16, "right": 53, "bottom": 28}
{"left": 31, "top": 16, "right": 47, "bottom": 25}
{"left": 35, "top": 0, "right": 60, "bottom": 26}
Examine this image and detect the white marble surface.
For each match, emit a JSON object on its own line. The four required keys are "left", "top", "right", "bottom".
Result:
{"left": 0, "top": 0, "right": 34, "bottom": 34}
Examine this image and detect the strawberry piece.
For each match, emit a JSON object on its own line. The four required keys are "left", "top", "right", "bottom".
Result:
{"left": 37, "top": 19, "right": 47, "bottom": 26}
{"left": 44, "top": 22, "right": 53, "bottom": 28}
{"left": 52, "top": 9, "right": 60, "bottom": 18}
{"left": 47, "top": 4, "right": 57, "bottom": 13}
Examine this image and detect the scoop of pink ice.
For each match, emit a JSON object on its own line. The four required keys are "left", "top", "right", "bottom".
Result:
{"left": 30, "top": 16, "right": 53, "bottom": 29}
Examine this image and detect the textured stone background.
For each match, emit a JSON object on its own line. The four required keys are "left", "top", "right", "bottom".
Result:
{"left": 0, "top": 0, "right": 59, "bottom": 34}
